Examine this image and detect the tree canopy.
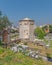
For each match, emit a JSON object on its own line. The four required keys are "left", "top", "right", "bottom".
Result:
{"left": 49, "top": 25, "right": 52, "bottom": 33}
{"left": 0, "top": 11, "right": 11, "bottom": 31}
{"left": 34, "top": 27, "right": 46, "bottom": 39}
{"left": 0, "top": 11, "right": 2, "bottom": 16}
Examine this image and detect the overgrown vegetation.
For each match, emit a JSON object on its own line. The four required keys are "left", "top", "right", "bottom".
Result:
{"left": 50, "top": 41, "right": 52, "bottom": 48}
{"left": 0, "top": 11, "right": 11, "bottom": 31}
{"left": 0, "top": 47, "right": 52, "bottom": 65}
{"left": 46, "top": 53, "right": 52, "bottom": 58}
{"left": 34, "top": 27, "right": 46, "bottom": 39}
{"left": 0, "top": 40, "right": 2, "bottom": 46}
{"left": 49, "top": 25, "right": 52, "bottom": 33}
{"left": 24, "top": 42, "right": 28, "bottom": 45}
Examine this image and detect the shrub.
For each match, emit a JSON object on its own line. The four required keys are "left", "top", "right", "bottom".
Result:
{"left": 0, "top": 40, "right": 2, "bottom": 46}
{"left": 46, "top": 53, "right": 52, "bottom": 58}
{"left": 24, "top": 42, "right": 27, "bottom": 45}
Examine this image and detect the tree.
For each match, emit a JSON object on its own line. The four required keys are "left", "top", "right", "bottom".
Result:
{"left": 2, "top": 16, "right": 11, "bottom": 27}
{"left": 0, "top": 11, "right": 11, "bottom": 31}
{"left": 0, "top": 11, "right": 2, "bottom": 16}
{"left": 0, "top": 40, "right": 2, "bottom": 46}
{"left": 49, "top": 25, "right": 52, "bottom": 33}
{"left": 34, "top": 27, "right": 46, "bottom": 39}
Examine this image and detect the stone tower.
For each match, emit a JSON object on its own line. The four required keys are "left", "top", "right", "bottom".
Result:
{"left": 19, "top": 18, "right": 35, "bottom": 41}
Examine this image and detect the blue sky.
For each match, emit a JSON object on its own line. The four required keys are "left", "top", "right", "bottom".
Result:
{"left": 0, "top": 0, "right": 52, "bottom": 26}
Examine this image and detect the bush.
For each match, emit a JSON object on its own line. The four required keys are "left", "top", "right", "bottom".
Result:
{"left": 0, "top": 40, "right": 2, "bottom": 46}
{"left": 46, "top": 53, "right": 52, "bottom": 58}
{"left": 24, "top": 42, "right": 27, "bottom": 45}
{"left": 0, "top": 47, "right": 4, "bottom": 54}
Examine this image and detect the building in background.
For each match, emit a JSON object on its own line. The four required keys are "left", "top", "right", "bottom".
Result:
{"left": 19, "top": 18, "right": 35, "bottom": 41}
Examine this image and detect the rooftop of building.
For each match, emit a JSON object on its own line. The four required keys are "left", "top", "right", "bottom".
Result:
{"left": 23, "top": 18, "right": 31, "bottom": 20}
{"left": 19, "top": 17, "right": 34, "bottom": 22}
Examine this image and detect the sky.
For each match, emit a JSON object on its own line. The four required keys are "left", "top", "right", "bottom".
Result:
{"left": 0, "top": 0, "right": 52, "bottom": 26}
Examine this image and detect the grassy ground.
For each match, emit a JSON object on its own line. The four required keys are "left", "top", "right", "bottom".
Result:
{"left": 27, "top": 42, "right": 52, "bottom": 57}
{"left": 44, "top": 39, "right": 52, "bottom": 48}
{"left": 50, "top": 41, "right": 52, "bottom": 48}
{"left": 0, "top": 47, "right": 52, "bottom": 65}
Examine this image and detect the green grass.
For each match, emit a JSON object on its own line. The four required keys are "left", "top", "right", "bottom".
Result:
{"left": 43, "top": 39, "right": 52, "bottom": 48}
{"left": 50, "top": 41, "right": 52, "bottom": 48}
{"left": 0, "top": 47, "right": 52, "bottom": 65}
{"left": 0, "top": 47, "right": 5, "bottom": 54}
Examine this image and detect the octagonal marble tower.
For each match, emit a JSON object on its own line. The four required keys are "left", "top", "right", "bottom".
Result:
{"left": 19, "top": 18, "right": 35, "bottom": 41}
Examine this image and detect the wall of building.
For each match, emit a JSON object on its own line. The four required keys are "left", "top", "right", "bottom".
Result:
{"left": 19, "top": 21, "right": 29, "bottom": 39}
{"left": 19, "top": 18, "right": 35, "bottom": 41}
{"left": 29, "top": 22, "right": 34, "bottom": 41}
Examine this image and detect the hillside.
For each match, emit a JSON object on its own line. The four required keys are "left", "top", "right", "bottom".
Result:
{"left": 0, "top": 47, "right": 52, "bottom": 65}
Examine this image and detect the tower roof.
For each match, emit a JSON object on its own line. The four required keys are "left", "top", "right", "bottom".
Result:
{"left": 23, "top": 17, "right": 31, "bottom": 20}
{"left": 19, "top": 17, "right": 34, "bottom": 22}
